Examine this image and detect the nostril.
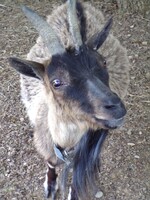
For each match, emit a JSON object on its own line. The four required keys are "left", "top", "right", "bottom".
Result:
{"left": 103, "top": 100, "right": 127, "bottom": 119}
{"left": 104, "top": 105, "right": 116, "bottom": 110}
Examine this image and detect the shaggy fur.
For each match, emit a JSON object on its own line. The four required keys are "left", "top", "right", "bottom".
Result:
{"left": 21, "top": 1, "right": 129, "bottom": 156}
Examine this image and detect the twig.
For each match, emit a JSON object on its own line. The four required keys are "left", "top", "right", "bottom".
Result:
{"left": 0, "top": 4, "right": 7, "bottom": 8}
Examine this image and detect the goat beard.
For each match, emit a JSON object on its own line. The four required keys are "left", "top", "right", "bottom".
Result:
{"left": 61, "top": 129, "right": 108, "bottom": 199}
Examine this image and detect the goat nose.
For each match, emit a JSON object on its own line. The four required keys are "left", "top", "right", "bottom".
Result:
{"left": 104, "top": 101, "right": 125, "bottom": 111}
{"left": 104, "top": 94, "right": 120, "bottom": 109}
{"left": 103, "top": 94, "right": 127, "bottom": 119}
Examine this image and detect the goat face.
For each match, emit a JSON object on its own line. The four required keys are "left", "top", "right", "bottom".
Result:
{"left": 9, "top": 46, "right": 126, "bottom": 131}
{"left": 46, "top": 46, "right": 126, "bottom": 130}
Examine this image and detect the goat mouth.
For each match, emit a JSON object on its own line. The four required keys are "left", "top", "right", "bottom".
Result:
{"left": 94, "top": 117, "right": 124, "bottom": 129}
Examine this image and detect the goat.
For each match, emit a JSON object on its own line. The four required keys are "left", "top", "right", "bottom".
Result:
{"left": 9, "top": 0, "right": 129, "bottom": 199}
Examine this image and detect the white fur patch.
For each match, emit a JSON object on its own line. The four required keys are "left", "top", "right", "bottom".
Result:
{"left": 43, "top": 168, "right": 49, "bottom": 195}
{"left": 67, "top": 187, "right": 72, "bottom": 200}
{"left": 48, "top": 113, "right": 88, "bottom": 149}
{"left": 20, "top": 75, "right": 47, "bottom": 125}
{"left": 47, "top": 162, "right": 54, "bottom": 169}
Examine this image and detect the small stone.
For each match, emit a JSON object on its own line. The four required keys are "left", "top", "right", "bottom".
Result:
{"left": 127, "top": 143, "right": 135, "bottom": 146}
{"left": 130, "top": 25, "right": 134, "bottom": 28}
{"left": 128, "top": 55, "right": 133, "bottom": 60}
{"left": 135, "top": 54, "right": 138, "bottom": 58}
{"left": 38, "top": 176, "right": 43, "bottom": 180}
{"left": 134, "top": 155, "right": 140, "bottom": 159}
{"left": 127, "top": 129, "right": 132, "bottom": 135}
{"left": 20, "top": 117, "right": 24, "bottom": 122}
{"left": 142, "top": 41, "right": 147, "bottom": 46}
{"left": 23, "top": 162, "right": 27, "bottom": 166}
{"left": 139, "top": 131, "right": 142, "bottom": 135}
{"left": 95, "top": 191, "right": 103, "bottom": 198}
{"left": 146, "top": 72, "right": 150, "bottom": 79}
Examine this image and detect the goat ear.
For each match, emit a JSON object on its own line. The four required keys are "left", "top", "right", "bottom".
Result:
{"left": 9, "top": 57, "right": 45, "bottom": 80}
{"left": 87, "top": 17, "right": 113, "bottom": 51}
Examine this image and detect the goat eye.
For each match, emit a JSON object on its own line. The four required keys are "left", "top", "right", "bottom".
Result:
{"left": 52, "top": 79, "right": 62, "bottom": 88}
{"left": 103, "top": 60, "right": 106, "bottom": 67}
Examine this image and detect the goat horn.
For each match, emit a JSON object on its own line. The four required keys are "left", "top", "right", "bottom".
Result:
{"left": 22, "top": 6, "right": 65, "bottom": 55}
{"left": 67, "top": 0, "right": 83, "bottom": 52}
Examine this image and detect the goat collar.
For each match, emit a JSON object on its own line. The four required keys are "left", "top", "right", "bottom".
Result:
{"left": 54, "top": 144, "right": 74, "bottom": 165}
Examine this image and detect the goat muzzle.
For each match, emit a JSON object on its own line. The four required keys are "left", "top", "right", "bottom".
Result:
{"left": 87, "top": 80, "right": 126, "bottom": 129}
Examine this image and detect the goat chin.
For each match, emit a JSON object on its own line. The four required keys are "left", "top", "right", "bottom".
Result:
{"left": 94, "top": 116, "right": 125, "bottom": 129}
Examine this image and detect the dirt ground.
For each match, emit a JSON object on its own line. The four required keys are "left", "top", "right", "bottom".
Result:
{"left": 0, "top": 0, "right": 150, "bottom": 200}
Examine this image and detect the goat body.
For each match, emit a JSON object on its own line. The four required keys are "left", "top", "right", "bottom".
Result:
{"left": 9, "top": 1, "right": 129, "bottom": 199}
